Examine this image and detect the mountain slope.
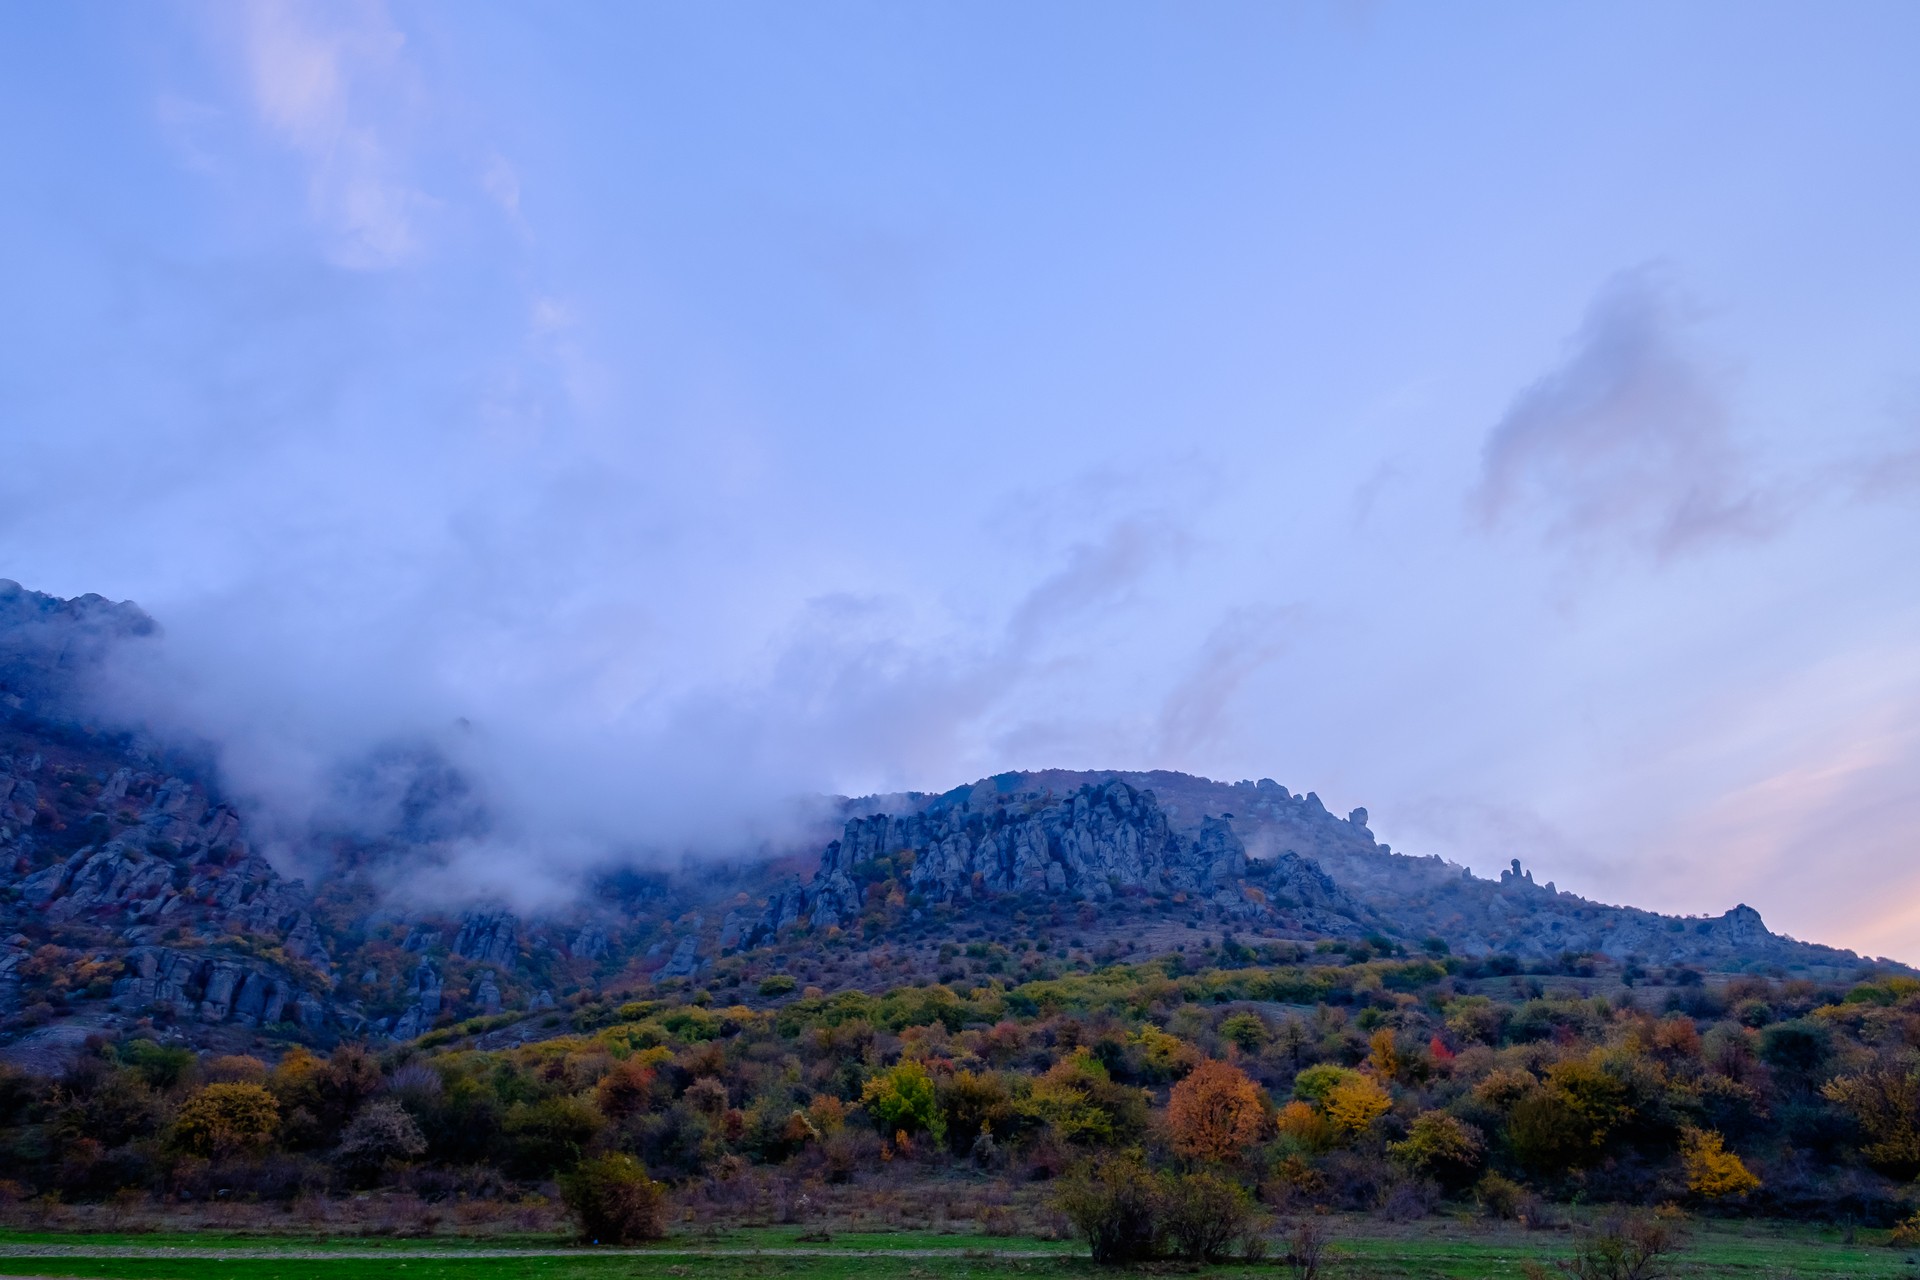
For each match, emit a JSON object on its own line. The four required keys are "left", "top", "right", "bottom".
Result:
{"left": 0, "top": 579, "right": 1896, "bottom": 1070}
{"left": 912, "top": 769, "right": 1868, "bottom": 969}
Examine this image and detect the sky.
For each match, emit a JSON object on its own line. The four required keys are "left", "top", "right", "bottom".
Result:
{"left": 1, "top": 2, "right": 1917, "bottom": 955}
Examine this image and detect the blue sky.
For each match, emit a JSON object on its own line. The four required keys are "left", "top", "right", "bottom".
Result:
{"left": 2, "top": 2, "right": 1917, "bottom": 954}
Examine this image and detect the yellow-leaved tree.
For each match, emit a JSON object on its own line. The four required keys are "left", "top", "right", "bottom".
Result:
{"left": 171, "top": 1082, "right": 280, "bottom": 1158}
{"left": 1822, "top": 1062, "right": 1920, "bottom": 1176}
{"left": 1680, "top": 1128, "right": 1760, "bottom": 1198}
{"left": 1322, "top": 1073, "right": 1391, "bottom": 1136}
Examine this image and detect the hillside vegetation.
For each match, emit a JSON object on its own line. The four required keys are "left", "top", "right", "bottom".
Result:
{"left": 4, "top": 947, "right": 1919, "bottom": 1253}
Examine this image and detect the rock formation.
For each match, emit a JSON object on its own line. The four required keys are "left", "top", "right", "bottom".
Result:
{"left": 751, "top": 779, "right": 1367, "bottom": 944}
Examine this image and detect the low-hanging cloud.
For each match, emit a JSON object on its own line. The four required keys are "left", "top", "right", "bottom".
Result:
{"left": 0, "top": 1, "right": 1253, "bottom": 914}
{"left": 1474, "top": 267, "right": 1775, "bottom": 558}
{"left": 112, "top": 508, "right": 1208, "bottom": 908}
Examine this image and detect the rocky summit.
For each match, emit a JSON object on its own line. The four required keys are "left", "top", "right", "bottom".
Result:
{"left": 751, "top": 778, "right": 1368, "bottom": 945}
{"left": 0, "top": 579, "right": 1896, "bottom": 1069}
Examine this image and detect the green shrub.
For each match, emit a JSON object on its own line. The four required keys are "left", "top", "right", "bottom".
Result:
{"left": 118, "top": 1040, "right": 198, "bottom": 1091}
{"left": 560, "top": 1152, "right": 668, "bottom": 1244}
{"left": 502, "top": 1095, "right": 604, "bottom": 1176}
{"left": 758, "top": 974, "right": 798, "bottom": 997}
{"left": 1161, "top": 1169, "right": 1255, "bottom": 1262}
{"left": 1054, "top": 1154, "right": 1164, "bottom": 1263}
{"left": 859, "top": 1060, "right": 945, "bottom": 1143}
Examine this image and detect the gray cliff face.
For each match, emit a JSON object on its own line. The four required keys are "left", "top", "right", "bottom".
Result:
{"left": 454, "top": 912, "right": 518, "bottom": 968}
{"left": 752, "top": 779, "right": 1365, "bottom": 943}
{"left": 960, "top": 772, "right": 1875, "bottom": 970}
{"left": 0, "top": 751, "right": 347, "bottom": 1035}
{"left": 109, "top": 947, "right": 329, "bottom": 1032}
{"left": 0, "top": 580, "right": 156, "bottom": 723}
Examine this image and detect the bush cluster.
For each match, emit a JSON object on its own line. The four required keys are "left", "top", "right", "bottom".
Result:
{"left": 0, "top": 955, "right": 1913, "bottom": 1244}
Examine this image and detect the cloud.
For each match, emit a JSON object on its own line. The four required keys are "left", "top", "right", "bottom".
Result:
{"left": 1474, "top": 267, "right": 1775, "bottom": 558}
{"left": 1846, "top": 390, "right": 1920, "bottom": 502}
{"left": 231, "top": 0, "right": 428, "bottom": 268}
{"left": 1152, "top": 605, "right": 1297, "bottom": 760}
{"left": 481, "top": 154, "right": 522, "bottom": 220}
{"left": 50, "top": 467, "right": 1211, "bottom": 913}
{"left": 1389, "top": 794, "right": 1593, "bottom": 883}
{"left": 1007, "top": 514, "right": 1190, "bottom": 646}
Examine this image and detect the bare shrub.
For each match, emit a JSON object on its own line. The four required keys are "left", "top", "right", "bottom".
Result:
{"left": 333, "top": 1100, "right": 427, "bottom": 1187}
{"left": 1524, "top": 1212, "right": 1685, "bottom": 1280}
{"left": 1376, "top": 1176, "right": 1440, "bottom": 1222}
{"left": 1279, "top": 1216, "right": 1331, "bottom": 1280}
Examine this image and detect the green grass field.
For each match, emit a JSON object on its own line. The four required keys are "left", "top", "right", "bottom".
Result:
{"left": 0, "top": 1220, "right": 1913, "bottom": 1279}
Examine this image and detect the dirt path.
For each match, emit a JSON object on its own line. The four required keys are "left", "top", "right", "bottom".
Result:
{"left": 0, "top": 1244, "right": 1069, "bottom": 1261}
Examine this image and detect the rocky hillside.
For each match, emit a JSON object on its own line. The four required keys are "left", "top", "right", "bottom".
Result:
{"left": 962, "top": 769, "right": 1859, "bottom": 970}
{"left": 751, "top": 778, "right": 1368, "bottom": 946}
{"left": 0, "top": 578, "right": 1895, "bottom": 1070}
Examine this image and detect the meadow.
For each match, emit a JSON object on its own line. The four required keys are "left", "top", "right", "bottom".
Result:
{"left": 0, "top": 1217, "right": 1911, "bottom": 1280}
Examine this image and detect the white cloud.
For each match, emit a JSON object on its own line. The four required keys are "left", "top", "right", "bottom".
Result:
{"left": 233, "top": 0, "right": 427, "bottom": 268}
{"left": 1475, "top": 267, "right": 1775, "bottom": 559}
{"left": 481, "top": 153, "right": 523, "bottom": 220}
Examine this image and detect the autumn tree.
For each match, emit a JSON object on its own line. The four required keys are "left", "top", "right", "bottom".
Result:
{"left": 860, "top": 1059, "right": 945, "bottom": 1144}
{"left": 940, "top": 1069, "right": 1013, "bottom": 1154}
{"left": 1167, "top": 1059, "right": 1267, "bottom": 1162}
{"left": 1680, "top": 1128, "right": 1760, "bottom": 1199}
{"left": 203, "top": 1055, "right": 268, "bottom": 1084}
{"left": 1823, "top": 1061, "right": 1920, "bottom": 1176}
{"left": 1389, "top": 1110, "right": 1484, "bottom": 1187}
{"left": 1219, "top": 1013, "right": 1268, "bottom": 1052}
{"left": 171, "top": 1082, "right": 280, "bottom": 1158}
{"left": 594, "top": 1057, "right": 659, "bottom": 1121}
{"left": 503, "top": 1094, "right": 606, "bottom": 1177}
{"left": 1021, "top": 1051, "right": 1148, "bottom": 1147}
{"left": 1323, "top": 1072, "right": 1391, "bottom": 1137}
{"left": 1367, "top": 1027, "right": 1401, "bottom": 1080}
{"left": 1273, "top": 1100, "right": 1338, "bottom": 1154}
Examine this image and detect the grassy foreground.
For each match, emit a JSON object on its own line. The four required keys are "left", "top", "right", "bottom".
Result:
{"left": 0, "top": 1220, "right": 1914, "bottom": 1279}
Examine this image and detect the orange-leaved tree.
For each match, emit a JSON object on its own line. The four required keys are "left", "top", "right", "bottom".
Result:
{"left": 1166, "top": 1058, "right": 1267, "bottom": 1162}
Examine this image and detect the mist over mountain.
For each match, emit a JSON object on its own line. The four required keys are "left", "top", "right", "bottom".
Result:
{"left": 0, "top": 579, "right": 1897, "bottom": 1075}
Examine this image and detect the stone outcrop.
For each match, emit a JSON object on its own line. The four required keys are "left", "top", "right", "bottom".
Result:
{"left": 14, "top": 796, "right": 321, "bottom": 960}
{"left": 454, "top": 913, "right": 518, "bottom": 968}
{"left": 751, "top": 780, "right": 1365, "bottom": 944}
{"left": 656, "top": 935, "right": 701, "bottom": 978}
{"left": 0, "top": 579, "right": 156, "bottom": 721}
{"left": 111, "top": 946, "right": 332, "bottom": 1033}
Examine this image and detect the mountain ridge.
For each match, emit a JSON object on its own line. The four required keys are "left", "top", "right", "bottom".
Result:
{"left": 0, "top": 578, "right": 1898, "bottom": 1071}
